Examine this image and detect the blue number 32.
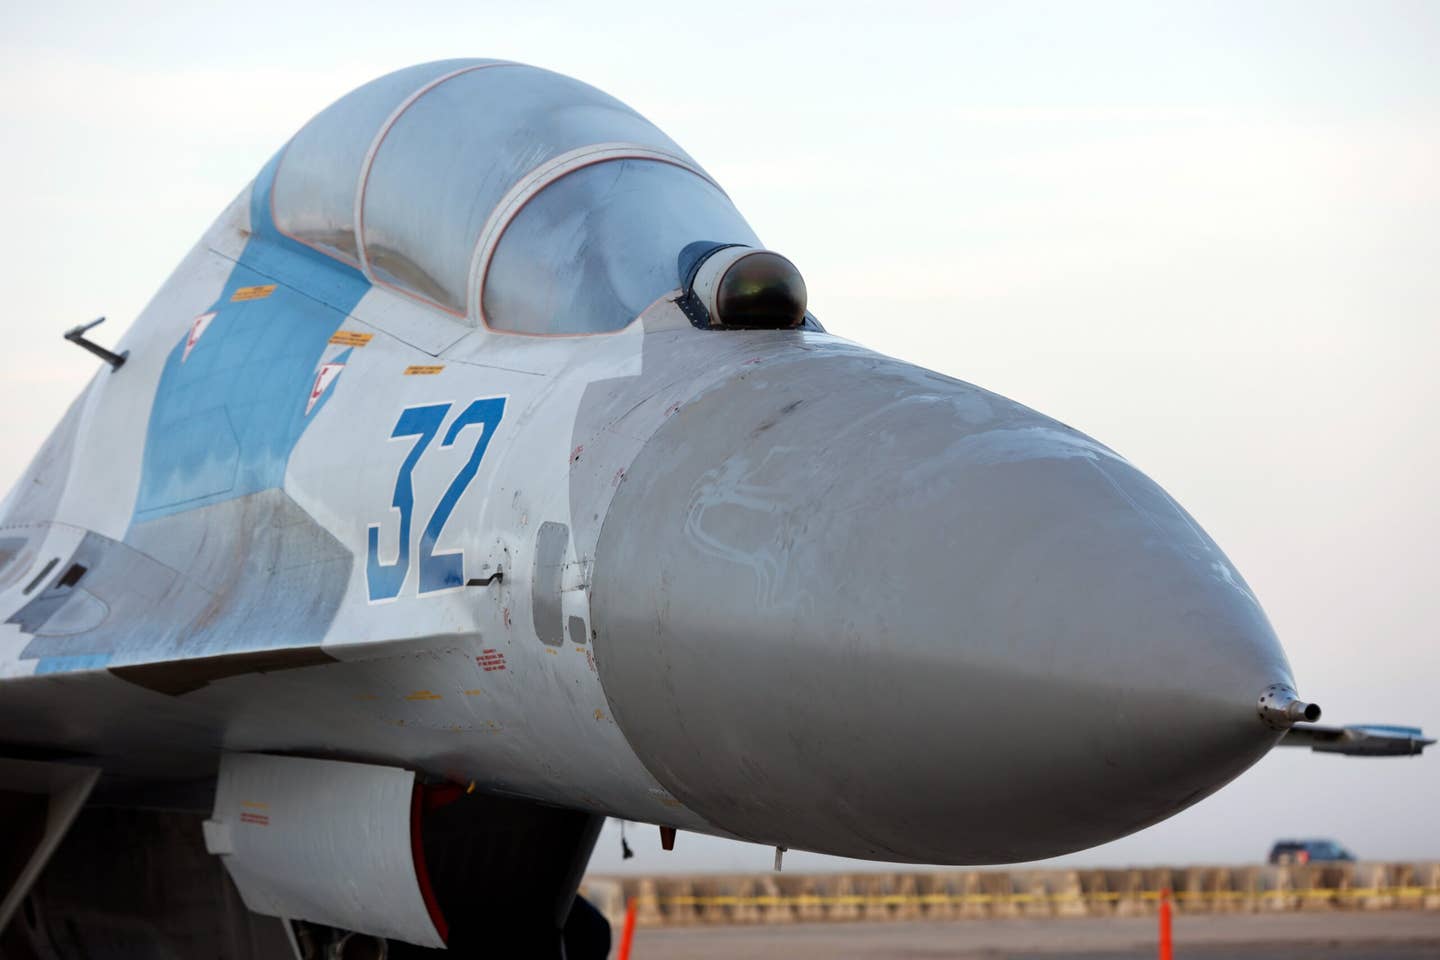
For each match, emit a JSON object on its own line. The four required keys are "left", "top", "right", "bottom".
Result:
{"left": 366, "top": 397, "right": 506, "bottom": 601}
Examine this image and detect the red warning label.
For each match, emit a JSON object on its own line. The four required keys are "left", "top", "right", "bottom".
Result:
{"left": 306, "top": 361, "right": 345, "bottom": 415}
{"left": 182, "top": 312, "right": 215, "bottom": 363}
{"left": 477, "top": 649, "right": 507, "bottom": 672}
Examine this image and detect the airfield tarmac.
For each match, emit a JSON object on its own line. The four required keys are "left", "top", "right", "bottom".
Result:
{"left": 625, "top": 911, "right": 1440, "bottom": 958}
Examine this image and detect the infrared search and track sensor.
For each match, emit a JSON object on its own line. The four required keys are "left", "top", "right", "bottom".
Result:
{"left": 681, "top": 246, "right": 807, "bottom": 329}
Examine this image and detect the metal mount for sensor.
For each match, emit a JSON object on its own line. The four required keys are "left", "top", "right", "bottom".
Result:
{"left": 1257, "top": 683, "right": 1322, "bottom": 731}
{"left": 64, "top": 317, "right": 127, "bottom": 371}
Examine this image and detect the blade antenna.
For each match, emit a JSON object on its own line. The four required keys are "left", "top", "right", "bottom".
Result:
{"left": 620, "top": 821, "right": 634, "bottom": 860}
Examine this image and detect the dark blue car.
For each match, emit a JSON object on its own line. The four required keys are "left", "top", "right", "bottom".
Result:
{"left": 1268, "top": 839, "right": 1356, "bottom": 864}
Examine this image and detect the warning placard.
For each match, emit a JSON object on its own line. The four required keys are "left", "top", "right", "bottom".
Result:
{"left": 231, "top": 284, "right": 277, "bottom": 302}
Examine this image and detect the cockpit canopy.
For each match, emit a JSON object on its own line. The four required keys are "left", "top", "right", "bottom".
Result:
{"left": 271, "top": 59, "right": 761, "bottom": 335}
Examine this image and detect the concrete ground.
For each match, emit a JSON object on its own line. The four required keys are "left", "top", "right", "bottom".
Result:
{"left": 624, "top": 912, "right": 1440, "bottom": 959}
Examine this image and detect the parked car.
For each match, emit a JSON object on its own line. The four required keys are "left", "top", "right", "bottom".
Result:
{"left": 1268, "top": 839, "right": 1356, "bottom": 864}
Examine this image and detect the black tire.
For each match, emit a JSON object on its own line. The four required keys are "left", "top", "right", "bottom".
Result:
{"left": 562, "top": 896, "right": 611, "bottom": 960}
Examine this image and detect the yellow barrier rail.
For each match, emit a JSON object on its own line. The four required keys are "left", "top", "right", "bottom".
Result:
{"left": 645, "top": 887, "right": 1440, "bottom": 909}
{"left": 581, "top": 863, "right": 1440, "bottom": 927}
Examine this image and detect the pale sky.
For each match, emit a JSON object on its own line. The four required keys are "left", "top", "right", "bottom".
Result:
{"left": 1, "top": 1, "right": 1436, "bottom": 874}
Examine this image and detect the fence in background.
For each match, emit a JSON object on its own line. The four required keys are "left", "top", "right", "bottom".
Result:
{"left": 581, "top": 862, "right": 1440, "bottom": 927}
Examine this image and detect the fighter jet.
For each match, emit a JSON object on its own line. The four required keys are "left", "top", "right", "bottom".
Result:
{"left": 0, "top": 59, "right": 1429, "bottom": 959}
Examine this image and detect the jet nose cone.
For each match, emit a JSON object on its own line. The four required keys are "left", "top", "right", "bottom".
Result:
{"left": 591, "top": 345, "right": 1293, "bottom": 863}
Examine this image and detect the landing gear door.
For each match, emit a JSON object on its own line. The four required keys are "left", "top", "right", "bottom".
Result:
{"left": 0, "top": 758, "right": 100, "bottom": 935}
